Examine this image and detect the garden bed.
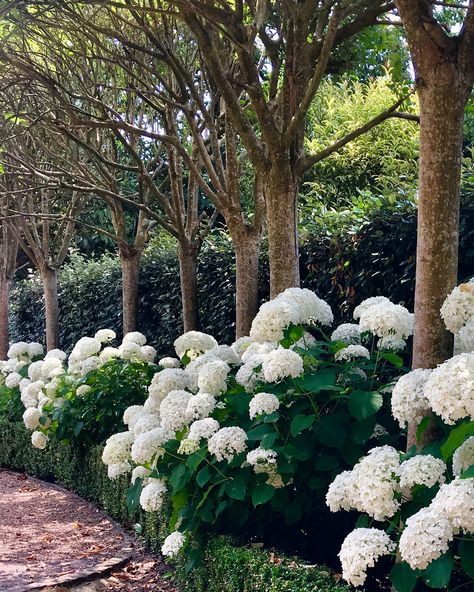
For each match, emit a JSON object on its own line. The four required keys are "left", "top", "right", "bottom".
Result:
{"left": 0, "top": 420, "right": 349, "bottom": 592}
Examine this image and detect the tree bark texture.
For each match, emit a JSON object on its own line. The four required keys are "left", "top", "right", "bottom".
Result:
{"left": 120, "top": 248, "right": 142, "bottom": 335}
{"left": 232, "top": 228, "right": 262, "bottom": 338}
{"left": 412, "top": 85, "right": 467, "bottom": 370}
{"left": 41, "top": 265, "right": 59, "bottom": 351}
{"left": 265, "top": 157, "right": 300, "bottom": 297}
{"left": 0, "top": 278, "right": 10, "bottom": 360}
{"left": 178, "top": 242, "right": 199, "bottom": 333}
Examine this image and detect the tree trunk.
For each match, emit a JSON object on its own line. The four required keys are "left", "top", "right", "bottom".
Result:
{"left": 232, "top": 228, "right": 262, "bottom": 338}
{"left": 412, "top": 85, "right": 468, "bottom": 370}
{"left": 178, "top": 242, "right": 199, "bottom": 333}
{"left": 120, "top": 248, "right": 142, "bottom": 335}
{"left": 0, "top": 278, "right": 10, "bottom": 360}
{"left": 41, "top": 265, "right": 59, "bottom": 351}
{"left": 265, "top": 156, "right": 300, "bottom": 297}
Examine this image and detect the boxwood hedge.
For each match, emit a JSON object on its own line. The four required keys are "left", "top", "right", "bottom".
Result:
{"left": 0, "top": 419, "right": 350, "bottom": 592}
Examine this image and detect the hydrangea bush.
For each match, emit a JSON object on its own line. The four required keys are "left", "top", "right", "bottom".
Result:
{"left": 0, "top": 331, "right": 158, "bottom": 447}
{"left": 327, "top": 281, "right": 474, "bottom": 591}
{"left": 97, "top": 288, "right": 410, "bottom": 565}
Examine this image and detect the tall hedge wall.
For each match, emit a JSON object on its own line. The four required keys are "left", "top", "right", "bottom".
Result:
{"left": 9, "top": 198, "right": 474, "bottom": 354}
{"left": 0, "top": 420, "right": 349, "bottom": 592}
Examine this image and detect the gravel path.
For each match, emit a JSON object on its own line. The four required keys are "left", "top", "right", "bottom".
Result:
{"left": 0, "top": 470, "right": 176, "bottom": 592}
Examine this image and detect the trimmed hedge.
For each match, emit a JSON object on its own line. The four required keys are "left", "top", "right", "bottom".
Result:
{"left": 0, "top": 420, "right": 349, "bottom": 592}
{"left": 10, "top": 198, "right": 474, "bottom": 353}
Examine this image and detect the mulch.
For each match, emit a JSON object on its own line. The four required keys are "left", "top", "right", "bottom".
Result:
{"left": 0, "top": 469, "right": 176, "bottom": 592}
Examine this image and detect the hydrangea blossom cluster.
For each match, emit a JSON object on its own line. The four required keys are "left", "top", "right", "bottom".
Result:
{"left": 441, "top": 280, "right": 474, "bottom": 334}
{"left": 248, "top": 392, "right": 280, "bottom": 419}
{"left": 334, "top": 345, "right": 370, "bottom": 362}
{"left": 391, "top": 369, "right": 432, "bottom": 428}
{"left": 330, "top": 323, "right": 361, "bottom": 345}
{"left": 161, "top": 531, "right": 186, "bottom": 558}
{"left": 358, "top": 301, "right": 413, "bottom": 339}
{"left": 208, "top": 427, "right": 247, "bottom": 462}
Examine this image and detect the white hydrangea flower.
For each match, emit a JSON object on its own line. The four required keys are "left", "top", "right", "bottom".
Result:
{"left": 353, "top": 296, "right": 391, "bottom": 320}
{"left": 359, "top": 302, "right": 413, "bottom": 339}
{"left": 246, "top": 448, "right": 278, "bottom": 476}
{"left": 99, "top": 347, "right": 120, "bottom": 363}
{"left": 7, "top": 342, "right": 29, "bottom": 360}
{"left": 188, "top": 418, "right": 220, "bottom": 442}
{"left": 23, "top": 407, "right": 42, "bottom": 430}
{"left": 102, "top": 431, "right": 134, "bottom": 465}
{"left": 277, "top": 288, "right": 333, "bottom": 327}
{"left": 28, "top": 360, "right": 44, "bottom": 382}
{"left": 131, "top": 466, "right": 151, "bottom": 484}
{"left": 27, "top": 342, "right": 44, "bottom": 358}
{"left": 123, "top": 331, "right": 147, "bottom": 346}
{"left": 398, "top": 455, "right": 446, "bottom": 494}
{"left": 174, "top": 331, "right": 218, "bottom": 360}
{"left": 71, "top": 337, "right": 102, "bottom": 361}
{"left": 123, "top": 405, "right": 145, "bottom": 429}
{"left": 456, "top": 317, "right": 474, "bottom": 353}
{"left": 208, "top": 426, "right": 247, "bottom": 462}
{"left": 430, "top": 478, "right": 474, "bottom": 533}
{"left": 160, "top": 390, "right": 193, "bottom": 431}
{"left": 143, "top": 397, "right": 162, "bottom": 415}
{"left": 391, "top": 369, "right": 432, "bottom": 429}
{"left": 131, "top": 426, "right": 173, "bottom": 464}
{"left": 327, "top": 446, "right": 400, "bottom": 521}
{"left": 107, "top": 461, "right": 131, "bottom": 480}
{"left": 339, "top": 528, "right": 395, "bottom": 587}
{"left": 197, "top": 360, "right": 230, "bottom": 395}
{"left": 159, "top": 357, "right": 180, "bottom": 368}
{"left": 377, "top": 336, "right": 406, "bottom": 352}
{"left": 31, "top": 430, "right": 48, "bottom": 449}
{"left": 41, "top": 357, "right": 64, "bottom": 379}
{"left": 140, "top": 478, "right": 167, "bottom": 512}
{"left": 250, "top": 298, "right": 301, "bottom": 343}
{"left": 80, "top": 356, "right": 100, "bottom": 376}
{"left": 441, "top": 280, "right": 474, "bottom": 334}
{"left": 453, "top": 437, "right": 474, "bottom": 476}
{"left": 292, "top": 332, "right": 317, "bottom": 350}
{"left": 241, "top": 341, "right": 277, "bottom": 363}
{"left": 94, "top": 329, "right": 116, "bottom": 343}
{"left": 139, "top": 345, "right": 157, "bottom": 363}
{"left": 262, "top": 348, "right": 303, "bottom": 383}
{"left": 206, "top": 345, "right": 241, "bottom": 365}
{"left": 76, "top": 384, "right": 92, "bottom": 397}
{"left": 132, "top": 413, "right": 161, "bottom": 436}
{"left": 20, "top": 381, "right": 45, "bottom": 408}
{"left": 335, "top": 345, "right": 370, "bottom": 362}
{"left": 231, "top": 336, "right": 254, "bottom": 359}
{"left": 118, "top": 341, "right": 143, "bottom": 361}
{"left": 235, "top": 355, "right": 265, "bottom": 391}
{"left": 326, "top": 471, "right": 356, "bottom": 513}
{"left": 148, "top": 369, "right": 192, "bottom": 404}
{"left": 331, "top": 324, "right": 362, "bottom": 345}
{"left": 424, "top": 353, "right": 474, "bottom": 424}
{"left": 5, "top": 372, "right": 22, "bottom": 388}
{"left": 178, "top": 438, "right": 200, "bottom": 455}
{"left": 45, "top": 349, "right": 67, "bottom": 361}
{"left": 249, "top": 392, "right": 280, "bottom": 419}
{"left": 162, "top": 531, "right": 186, "bottom": 558}
{"left": 186, "top": 393, "right": 216, "bottom": 420}
{"left": 399, "top": 508, "right": 453, "bottom": 570}
{"left": 19, "top": 377, "right": 31, "bottom": 391}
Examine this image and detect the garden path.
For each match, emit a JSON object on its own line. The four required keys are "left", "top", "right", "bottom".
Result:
{"left": 0, "top": 470, "right": 175, "bottom": 592}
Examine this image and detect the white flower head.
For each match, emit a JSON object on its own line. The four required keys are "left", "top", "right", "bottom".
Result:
{"left": 424, "top": 353, "right": 474, "bottom": 424}
{"left": 174, "top": 331, "right": 218, "bottom": 360}
{"left": 235, "top": 355, "right": 265, "bottom": 391}
{"left": 123, "top": 331, "right": 147, "bottom": 346}
{"left": 5, "top": 372, "right": 22, "bottom": 388}
{"left": 31, "top": 430, "right": 48, "bottom": 450}
{"left": 335, "top": 345, "right": 370, "bottom": 362}
{"left": 331, "top": 324, "right": 361, "bottom": 345}
{"left": 188, "top": 418, "right": 220, "bottom": 442}
{"left": 231, "top": 336, "right": 254, "bottom": 359}
{"left": 45, "top": 349, "right": 67, "bottom": 361}
{"left": 186, "top": 393, "right": 216, "bottom": 420}
{"left": 262, "top": 348, "right": 303, "bottom": 383}
{"left": 76, "top": 384, "right": 92, "bottom": 397}
{"left": 140, "top": 478, "right": 167, "bottom": 512}
{"left": 139, "top": 345, "right": 157, "bottom": 363}
{"left": 41, "top": 357, "right": 64, "bottom": 379}
{"left": 353, "top": 296, "right": 391, "bottom": 321}
{"left": 339, "top": 528, "right": 395, "bottom": 587}
{"left": 197, "top": 360, "right": 230, "bottom": 395}
{"left": 241, "top": 341, "right": 277, "bottom": 363}
{"left": 131, "top": 466, "right": 151, "bottom": 484}
{"left": 28, "top": 360, "right": 44, "bottom": 382}
{"left": 456, "top": 317, "right": 474, "bottom": 353}
{"left": 398, "top": 455, "right": 446, "bottom": 494}
{"left": 118, "top": 341, "right": 142, "bottom": 361}
{"left": 430, "top": 478, "right": 474, "bottom": 533}
{"left": 162, "top": 531, "right": 186, "bottom": 558}
{"left": 441, "top": 280, "right": 474, "bottom": 334}
{"left": 99, "top": 347, "right": 120, "bottom": 363}
{"left": 249, "top": 392, "right": 280, "bottom": 419}
{"left": 132, "top": 412, "right": 161, "bottom": 436}
{"left": 94, "top": 329, "right": 116, "bottom": 343}
{"left": 160, "top": 389, "right": 193, "bottom": 431}
{"left": 277, "top": 288, "right": 333, "bottom": 327}
{"left": 123, "top": 405, "right": 145, "bottom": 429}
{"left": 250, "top": 298, "right": 301, "bottom": 343}
{"left": 159, "top": 357, "right": 180, "bottom": 369}
{"left": 131, "top": 426, "right": 173, "bottom": 464}
{"left": 23, "top": 407, "right": 42, "bottom": 430}
{"left": 148, "top": 369, "right": 192, "bottom": 404}
{"left": 359, "top": 302, "right": 413, "bottom": 339}
{"left": 102, "top": 431, "right": 134, "bottom": 465}
{"left": 453, "top": 436, "right": 474, "bottom": 476}
{"left": 107, "top": 462, "right": 131, "bottom": 480}
{"left": 208, "top": 426, "right": 247, "bottom": 462}
{"left": 377, "top": 336, "right": 406, "bottom": 352}
{"left": 391, "top": 368, "right": 432, "bottom": 429}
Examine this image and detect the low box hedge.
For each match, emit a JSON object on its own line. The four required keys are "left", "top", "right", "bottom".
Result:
{"left": 0, "top": 419, "right": 349, "bottom": 592}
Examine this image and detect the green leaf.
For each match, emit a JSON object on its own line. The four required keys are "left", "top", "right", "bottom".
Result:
{"left": 459, "top": 539, "right": 474, "bottom": 578}
{"left": 247, "top": 424, "right": 274, "bottom": 441}
{"left": 297, "top": 368, "right": 339, "bottom": 393}
{"left": 347, "top": 390, "right": 383, "bottom": 421}
{"left": 316, "top": 415, "right": 347, "bottom": 448}
{"left": 380, "top": 352, "right": 404, "bottom": 368}
{"left": 420, "top": 553, "right": 453, "bottom": 588}
{"left": 251, "top": 483, "right": 275, "bottom": 506}
{"left": 390, "top": 563, "right": 418, "bottom": 592}
{"left": 314, "top": 454, "right": 339, "bottom": 471}
{"left": 169, "top": 464, "right": 188, "bottom": 491}
{"left": 126, "top": 478, "right": 143, "bottom": 515}
{"left": 196, "top": 466, "right": 211, "bottom": 488}
{"left": 290, "top": 414, "right": 316, "bottom": 437}
{"left": 226, "top": 475, "right": 247, "bottom": 501}
{"left": 441, "top": 421, "right": 474, "bottom": 459}
{"left": 350, "top": 417, "right": 377, "bottom": 444}
{"left": 461, "top": 464, "right": 474, "bottom": 478}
